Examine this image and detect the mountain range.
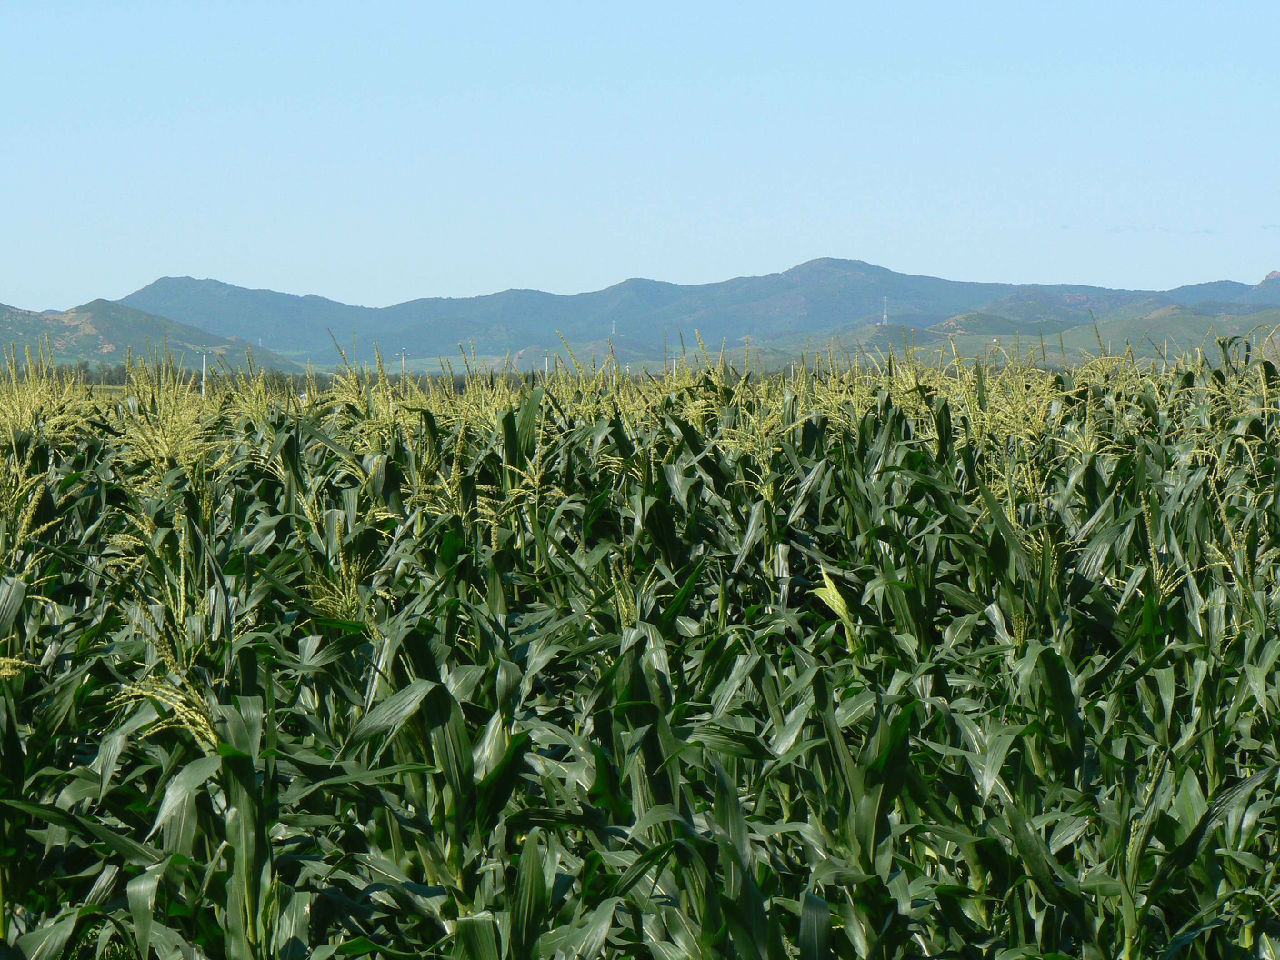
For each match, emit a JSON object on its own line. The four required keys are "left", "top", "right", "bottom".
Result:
{"left": 0, "top": 298, "right": 296, "bottom": 371}
{"left": 6, "top": 259, "right": 1280, "bottom": 371}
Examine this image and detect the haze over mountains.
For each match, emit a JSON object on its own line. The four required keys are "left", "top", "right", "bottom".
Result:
{"left": 0, "top": 299, "right": 296, "bottom": 370}
{"left": 6, "top": 259, "right": 1280, "bottom": 370}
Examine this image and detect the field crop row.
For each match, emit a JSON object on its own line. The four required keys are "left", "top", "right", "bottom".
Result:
{"left": 2, "top": 349, "right": 1279, "bottom": 957}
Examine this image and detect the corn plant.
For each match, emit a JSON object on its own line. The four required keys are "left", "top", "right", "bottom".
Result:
{"left": 1, "top": 348, "right": 1279, "bottom": 958}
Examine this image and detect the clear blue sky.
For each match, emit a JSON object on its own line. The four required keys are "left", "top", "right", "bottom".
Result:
{"left": 4, "top": 1, "right": 1278, "bottom": 310}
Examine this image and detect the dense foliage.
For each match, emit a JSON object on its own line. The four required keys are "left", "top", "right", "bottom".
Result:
{"left": 2, "top": 349, "right": 1280, "bottom": 958}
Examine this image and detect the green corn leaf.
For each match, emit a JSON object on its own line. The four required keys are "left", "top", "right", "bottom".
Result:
{"left": 455, "top": 913, "right": 501, "bottom": 960}
{"left": 800, "top": 893, "right": 830, "bottom": 960}
{"left": 347, "top": 678, "right": 436, "bottom": 749}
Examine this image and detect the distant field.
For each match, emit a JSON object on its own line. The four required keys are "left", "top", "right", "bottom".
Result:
{"left": 2, "top": 352, "right": 1278, "bottom": 956}
{"left": 80, "top": 383, "right": 130, "bottom": 399}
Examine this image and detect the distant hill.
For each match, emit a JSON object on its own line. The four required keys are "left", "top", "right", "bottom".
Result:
{"left": 0, "top": 299, "right": 299, "bottom": 371}
{"left": 118, "top": 259, "right": 1027, "bottom": 362}
{"left": 0, "top": 260, "right": 1249, "bottom": 370}
{"left": 116, "top": 259, "right": 1280, "bottom": 368}
{"left": 1058, "top": 306, "right": 1280, "bottom": 359}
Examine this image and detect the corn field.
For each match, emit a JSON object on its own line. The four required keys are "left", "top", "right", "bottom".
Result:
{"left": 2, "top": 344, "right": 1280, "bottom": 958}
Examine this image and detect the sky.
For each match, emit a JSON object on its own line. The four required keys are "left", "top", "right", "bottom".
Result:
{"left": 3, "top": 1, "right": 1278, "bottom": 311}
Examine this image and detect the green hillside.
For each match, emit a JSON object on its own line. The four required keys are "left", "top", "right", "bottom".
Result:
{"left": 0, "top": 299, "right": 300, "bottom": 371}
{"left": 1058, "top": 306, "right": 1280, "bottom": 359}
{"left": 932, "top": 311, "right": 1066, "bottom": 337}
{"left": 113, "top": 260, "right": 1037, "bottom": 363}
{"left": 117, "top": 260, "right": 1280, "bottom": 369}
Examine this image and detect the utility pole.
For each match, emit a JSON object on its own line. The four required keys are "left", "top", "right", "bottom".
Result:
{"left": 401, "top": 349, "right": 406, "bottom": 380}
{"left": 201, "top": 353, "right": 206, "bottom": 399}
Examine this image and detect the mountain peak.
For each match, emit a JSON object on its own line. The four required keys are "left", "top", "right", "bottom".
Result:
{"left": 788, "top": 257, "right": 873, "bottom": 270}
{"left": 782, "top": 258, "right": 882, "bottom": 280}
{"left": 1263, "top": 270, "right": 1280, "bottom": 283}
{"left": 98, "top": 259, "right": 1280, "bottom": 368}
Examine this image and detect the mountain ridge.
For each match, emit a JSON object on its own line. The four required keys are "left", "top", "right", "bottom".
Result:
{"left": 0, "top": 298, "right": 300, "bottom": 371}
{"left": 116, "top": 259, "right": 1280, "bottom": 367}
{"left": 4, "top": 259, "right": 1279, "bottom": 371}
